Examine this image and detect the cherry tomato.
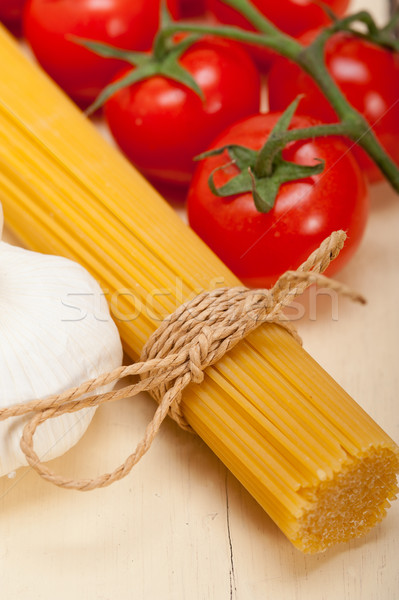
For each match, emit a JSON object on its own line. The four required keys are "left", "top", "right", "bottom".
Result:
{"left": 206, "top": 0, "right": 349, "bottom": 68}
{"left": 104, "top": 37, "right": 261, "bottom": 185}
{"left": 0, "top": 0, "right": 27, "bottom": 35}
{"left": 268, "top": 32, "right": 399, "bottom": 182}
{"left": 187, "top": 113, "right": 368, "bottom": 288}
{"left": 23, "top": 0, "right": 180, "bottom": 107}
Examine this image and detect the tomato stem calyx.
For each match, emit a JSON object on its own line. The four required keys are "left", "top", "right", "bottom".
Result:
{"left": 195, "top": 98, "right": 328, "bottom": 213}
{"left": 73, "top": 4, "right": 206, "bottom": 116}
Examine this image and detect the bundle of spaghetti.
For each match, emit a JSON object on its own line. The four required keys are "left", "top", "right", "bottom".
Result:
{"left": 0, "top": 24, "right": 398, "bottom": 553}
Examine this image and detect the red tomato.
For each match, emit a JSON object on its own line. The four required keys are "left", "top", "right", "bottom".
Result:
{"left": 23, "top": 0, "right": 180, "bottom": 107}
{"left": 187, "top": 113, "right": 368, "bottom": 288}
{"left": 179, "top": 0, "right": 207, "bottom": 18}
{"left": 206, "top": 0, "right": 349, "bottom": 68}
{"left": 104, "top": 37, "right": 261, "bottom": 185}
{"left": 0, "top": 0, "right": 27, "bottom": 35}
{"left": 268, "top": 32, "right": 399, "bottom": 182}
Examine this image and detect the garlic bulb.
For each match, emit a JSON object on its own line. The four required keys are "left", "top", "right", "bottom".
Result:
{"left": 0, "top": 205, "right": 123, "bottom": 477}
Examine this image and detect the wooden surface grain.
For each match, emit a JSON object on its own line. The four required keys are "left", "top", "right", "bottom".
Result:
{"left": 1, "top": 1, "right": 398, "bottom": 598}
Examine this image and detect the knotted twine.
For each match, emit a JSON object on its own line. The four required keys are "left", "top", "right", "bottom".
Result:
{"left": 0, "top": 231, "right": 364, "bottom": 491}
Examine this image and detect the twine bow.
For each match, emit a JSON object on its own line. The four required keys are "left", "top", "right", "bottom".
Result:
{"left": 0, "top": 231, "right": 364, "bottom": 491}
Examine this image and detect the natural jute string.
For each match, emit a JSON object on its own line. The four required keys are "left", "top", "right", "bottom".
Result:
{"left": 0, "top": 231, "right": 364, "bottom": 491}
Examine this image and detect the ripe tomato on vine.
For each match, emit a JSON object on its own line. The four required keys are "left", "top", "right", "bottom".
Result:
{"left": 268, "top": 31, "right": 399, "bottom": 182}
{"left": 104, "top": 37, "right": 261, "bottom": 184}
{"left": 188, "top": 113, "right": 369, "bottom": 287}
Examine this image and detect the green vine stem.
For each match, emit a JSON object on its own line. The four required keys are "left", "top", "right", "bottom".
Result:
{"left": 254, "top": 121, "right": 352, "bottom": 177}
{"left": 158, "top": 0, "right": 399, "bottom": 192}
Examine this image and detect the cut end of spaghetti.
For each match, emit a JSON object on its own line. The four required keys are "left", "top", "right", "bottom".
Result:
{"left": 293, "top": 445, "right": 399, "bottom": 553}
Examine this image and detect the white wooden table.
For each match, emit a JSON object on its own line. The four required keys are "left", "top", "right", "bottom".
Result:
{"left": 1, "top": 1, "right": 398, "bottom": 598}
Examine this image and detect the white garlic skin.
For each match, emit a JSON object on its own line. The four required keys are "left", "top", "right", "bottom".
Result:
{"left": 0, "top": 241, "right": 123, "bottom": 477}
